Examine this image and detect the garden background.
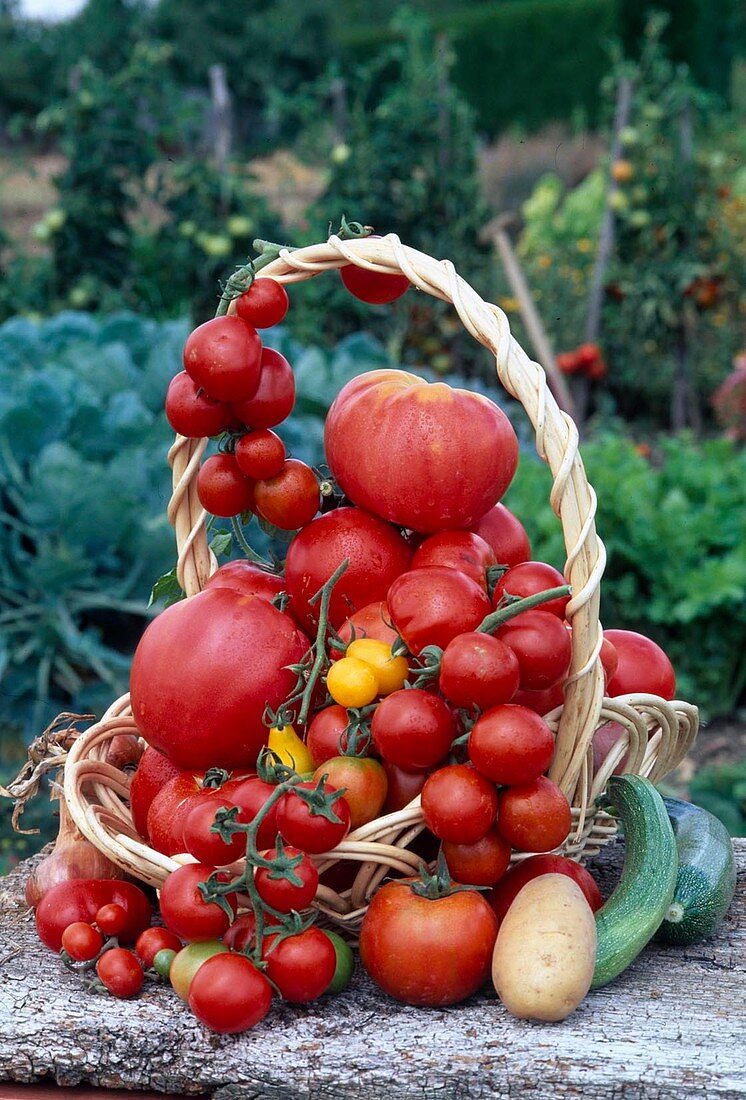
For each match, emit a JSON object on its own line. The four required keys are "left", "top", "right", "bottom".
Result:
{"left": 1, "top": 0, "right": 745, "bottom": 866}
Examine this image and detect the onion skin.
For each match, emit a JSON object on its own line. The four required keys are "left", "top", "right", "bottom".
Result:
{"left": 25, "top": 799, "right": 124, "bottom": 908}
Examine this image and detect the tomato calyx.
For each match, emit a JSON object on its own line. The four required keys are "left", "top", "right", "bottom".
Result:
{"left": 291, "top": 775, "right": 349, "bottom": 824}
{"left": 410, "top": 852, "right": 489, "bottom": 901}
{"left": 202, "top": 767, "right": 232, "bottom": 790}
{"left": 409, "top": 644, "right": 444, "bottom": 688}
{"left": 485, "top": 563, "right": 510, "bottom": 599}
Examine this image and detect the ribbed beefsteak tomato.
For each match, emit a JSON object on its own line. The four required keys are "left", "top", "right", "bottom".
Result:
{"left": 324, "top": 370, "right": 519, "bottom": 533}
{"left": 130, "top": 588, "right": 308, "bottom": 771}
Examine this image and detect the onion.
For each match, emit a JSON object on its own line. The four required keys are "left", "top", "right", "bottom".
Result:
{"left": 25, "top": 798, "right": 124, "bottom": 908}
{"left": 105, "top": 733, "right": 144, "bottom": 772}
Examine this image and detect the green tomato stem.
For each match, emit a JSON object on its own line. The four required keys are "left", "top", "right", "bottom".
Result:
{"left": 476, "top": 584, "right": 571, "bottom": 635}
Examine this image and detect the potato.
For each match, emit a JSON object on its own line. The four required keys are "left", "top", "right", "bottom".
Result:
{"left": 491, "top": 872, "right": 596, "bottom": 1021}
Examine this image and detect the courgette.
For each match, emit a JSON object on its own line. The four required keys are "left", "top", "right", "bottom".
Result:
{"left": 656, "top": 797, "right": 736, "bottom": 945}
{"left": 591, "top": 775, "right": 678, "bottom": 988}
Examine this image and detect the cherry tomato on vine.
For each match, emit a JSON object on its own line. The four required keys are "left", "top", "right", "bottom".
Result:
{"left": 94, "top": 904, "right": 128, "bottom": 938}
{"left": 135, "top": 926, "right": 183, "bottom": 969}
{"left": 313, "top": 756, "right": 388, "bottom": 830}
{"left": 235, "top": 278, "right": 289, "bottom": 329}
{"left": 182, "top": 798, "right": 246, "bottom": 866}
{"left": 468, "top": 704, "right": 555, "bottom": 786}
{"left": 146, "top": 772, "right": 217, "bottom": 856}
{"left": 263, "top": 927, "right": 337, "bottom": 1003}
{"left": 487, "top": 854, "right": 603, "bottom": 926}
{"left": 223, "top": 912, "right": 257, "bottom": 953}
{"left": 604, "top": 629, "right": 676, "bottom": 699}
{"left": 420, "top": 764, "right": 498, "bottom": 844}
{"left": 188, "top": 952, "right": 273, "bottom": 1032}
{"left": 165, "top": 371, "right": 232, "bottom": 439}
{"left": 497, "top": 776, "right": 572, "bottom": 853}
{"left": 371, "top": 688, "right": 455, "bottom": 771}
{"left": 306, "top": 705, "right": 350, "bottom": 768}
{"left": 346, "top": 637, "right": 408, "bottom": 695}
{"left": 276, "top": 782, "right": 351, "bottom": 854}
{"left": 253, "top": 459, "right": 319, "bottom": 530}
{"left": 439, "top": 632, "right": 519, "bottom": 710}
{"left": 469, "top": 503, "right": 531, "bottom": 568}
{"left": 159, "top": 864, "right": 237, "bottom": 942}
{"left": 219, "top": 775, "right": 281, "bottom": 850}
{"left": 387, "top": 566, "right": 491, "bottom": 656}
{"left": 197, "top": 453, "right": 255, "bottom": 518}
{"left": 61, "top": 922, "right": 103, "bottom": 962}
{"left": 254, "top": 846, "right": 319, "bottom": 912}
{"left": 493, "top": 561, "right": 569, "bottom": 619}
{"left": 96, "top": 948, "right": 144, "bottom": 999}
{"left": 232, "top": 347, "right": 296, "bottom": 429}
{"left": 183, "top": 315, "right": 262, "bottom": 403}
{"left": 442, "top": 828, "right": 511, "bottom": 887}
{"left": 235, "top": 429, "right": 286, "bottom": 480}
{"left": 339, "top": 260, "right": 409, "bottom": 306}
{"left": 326, "top": 656, "right": 378, "bottom": 708}
{"left": 411, "top": 531, "right": 496, "bottom": 592}
{"left": 497, "top": 609, "right": 572, "bottom": 691}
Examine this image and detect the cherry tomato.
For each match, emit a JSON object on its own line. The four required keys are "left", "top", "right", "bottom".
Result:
{"left": 345, "top": 638, "right": 408, "bottom": 695}
{"left": 469, "top": 704, "right": 555, "bottom": 786}
{"left": 470, "top": 503, "right": 531, "bottom": 567}
{"left": 439, "top": 632, "right": 519, "bottom": 710}
{"left": 169, "top": 939, "right": 228, "bottom": 1001}
{"left": 183, "top": 315, "right": 262, "bottom": 403}
{"left": 381, "top": 761, "right": 428, "bottom": 813}
{"left": 421, "top": 764, "right": 498, "bottom": 844}
{"left": 604, "top": 629, "right": 676, "bottom": 699}
{"left": 359, "top": 879, "right": 498, "bottom": 1006}
{"left": 235, "top": 277, "right": 289, "bottom": 328}
{"left": 306, "top": 705, "right": 350, "bottom": 768}
{"left": 276, "top": 782, "right": 351, "bottom": 854}
{"left": 371, "top": 689, "right": 455, "bottom": 771}
{"left": 231, "top": 347, "right": 295, "bottom": 429}
{"left": 197, "top": 453, "right": 255, "bottom": 518}
{"left": 129, "top": 746, "right": 181, "bottom": 841}
{"left": 511, "top": 681, "right": 565, "bottom": 715}
{"left": 334, "top": 601, "right": 398, "bottom": 656}
{"left": 165, "top": 371, "right": 232, "bottom": 438}
{"left": 189, "top": 952, "right": 273, "bottom": 1032}
{"left": 497, "top": 776, "right": 572, "bottom": 852}
{"left": 488, "top": 854, "right": 603, "bottom": 926}
{"left": 411, "top": 531, "right": 496, "bottom": 591}
{"left": 219, "top": 775, "right": 281, "bottom": 850}
{"left": 203, "top": 559, "right": 285, "bottom": 604}
{"left": 135, "top": 926, "right": 183, "bottom": 969}
{"left": 96, "top": 948, "right": 144, "bottom": 998}
{"left": 263, "top": 927, "right": 337, "bottom": 1003}
{"left": 600, "top": 634, "right": 619, "bottom": 685}
{"left": 182, "top": 798, "right": 247, "bottom": 866}
{"left": 254, "top": 846, "right": 319, "bottom": 912}
{"left": 442, "top": 828, "right": 511, "bottom": 887}
{"left": 326, "top": 656, "right": 378, "bottom": 708}
{"left": 235, "top": 429, "right": 286, "bottom": 480}
{"left": 223, "top": 912, "right": 257, "bottom": 953}
{"left": 313, "top": 756, "right": 388, "bottom": 830}
{"left": 159, "top": 864, "right": 237, "bottom": 942}
{"left": 254, "top": 458, "right": 319, "bottom": 530}
{"left": 388, "top": 566, "right": 491, "bottom": 656}
{"left": 61, "top": 922, "right": 103, "bottom": 962}
{"left": 493, "top": 561, "right": 569, "bottom": 619}
{"left": 497, "top": 609, "right": 572, "bottom": 690}
{"left": 340, "top": 261, "right": 409, "bottom": 305}
{"left": 153, "top": 948, "right": 177, "bottom": 978}
{"left": 94, "top": 903, "right": 128, "bottom": 937}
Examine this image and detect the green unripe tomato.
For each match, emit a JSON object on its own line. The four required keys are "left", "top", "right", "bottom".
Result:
{"left": 153, "top": 948, "right": 177, "bottom": 978}
{"left": 323, "top": 930, "right": 355, "bottom": 994}
{"left": 170, "top": 940, "right": 229, "bottom": 1001}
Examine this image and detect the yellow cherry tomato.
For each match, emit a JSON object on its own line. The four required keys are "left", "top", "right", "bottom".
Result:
{"left": 268, "top": 724, "right": 314, "bottom": 775}
{"left": 346, "top": 638, "right": 409, "bottom": 696}
{"left": 326, "top": 657, "right": 378, "bottom": 709}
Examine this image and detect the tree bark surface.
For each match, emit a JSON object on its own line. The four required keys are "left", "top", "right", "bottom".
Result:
{"left": 1, "top": 841, "right": 744, "bottom": 1099}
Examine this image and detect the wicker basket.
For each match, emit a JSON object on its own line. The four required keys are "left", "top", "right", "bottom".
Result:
{"left": 62, "top": 233, "right": 699, "bottom": 931}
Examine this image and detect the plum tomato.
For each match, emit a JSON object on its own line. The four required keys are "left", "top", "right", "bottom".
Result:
{"left": 371, "top": 689, "right": 455, "bottom": 771}
{"left": 159, "top": 864, "right": 237, "bottom": 942}
{"left": 165, "top": 371, "right": 232, "bottom": 439}
{"left": 439, "top": 632, "right": 520, "bottom": 710}
{"left": 235, "top": 277, "right": 289, "bottom": 329}
{"left": 324, "top": 370, "right": 519, "bottom": 533}
{"left": 381, "top": 761, "right": 428, "bottom": 813}
{"left": 313, "top": 756, "right": 388, "bottom": 830}
{"left": 183, "top": 315, "right": 262, "bottom": 403}
{"left": 197, "top": 453, "right": 255, "bottom": 518}
{"left": 411, "top": 531, "right": 496, "bottom": 592}
{"left": 235, "top": 428, "right": 286, "bottom": 480}
{"left": 496, "top": 776, "right": 572, "bottom": 853}
{"left": 359, "top": 879, "right": 498, "bottom": 1006}
{"left": 345, "top": 638, "right": 408, "bottom": 695}
{"left": 135, "top": 926, "right": 183, "bottom": 969}
{"left": 182, "top": 798, "right": 247, "bottom": 866}
{"left": 334, "top": 601, "right": 398, "bottom": 656}
{"left": 189, "top": 952, "right": 273, "bottom": 1032}
{"left": 387, "top": 566, "right": 491, "bottom": 656}
{"left": 497, "top": 609, "right": 572, "bottom": 691}
{"left": 326, "top": 656, "right": 378, "bottom": 708}
{"left": 276, "top": 782, "right": 351, "bottom": 853}
{"left": 129, "top": 746, "right": 181, "bottom": 841}
{"left": 203, "top": 559, "right": 285, "bottom": 603}
{"left": 442, "top": 828, "right": 511, "bottom": 887}
{"left": 487, "top": 854, "right": 603, "bottom": 926}
{"left": 254, "top": 846, "right": 319, "bottom": 912}
{"left": 96, "top": 948, "right": 144, "bottom": 999}
{"left": 170, "top": 939, "right": 229, "bottom": 1001}
{"left": 604, "top": 629, "right": 676, "bottom": 699}
{"left": 420, "top": 764, "right": 498, "bottom": 844}
{"left": 253, "top": 458, "right": 319, "bottom": 531}
{"left": 339, "top": 260, "right": 409, "bottom": 305}
{"left": 61, "top": 922, "right": 103, "bottom": 962}
{"left": 218, "top": 775, "right": 281, "bottom": 850}
{"left": 263, "top": 927, "right": 337, "bottom": 1003}
{"left": 469, "top": 503, "right": 531, "bottom": 567}
{"left": 231, "top": 347, "right": 295, "bottom": 429}
{"left": 284, "top": 507, "right": 411, "bottom": 633}
{"left": 468, "top": 704, "right": 555, "bottom": 786}
{"left": 306, "top": 705, "right": 350, "bottom": 768}
{"left": 493, "top": 561, "right": 569, "bottom": 619}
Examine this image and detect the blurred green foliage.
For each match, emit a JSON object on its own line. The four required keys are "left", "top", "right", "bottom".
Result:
{"left": 689, "top": 762, "right": 746, "bottom": 836}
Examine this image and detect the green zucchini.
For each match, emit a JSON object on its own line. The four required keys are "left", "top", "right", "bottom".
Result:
{"left": 656, "top": 797, "right": 736, "bottom": 945}
{"left": 592, "top": 775, "right": 678, "bottom": 988}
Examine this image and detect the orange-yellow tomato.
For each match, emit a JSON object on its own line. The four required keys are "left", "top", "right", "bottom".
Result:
{"left": 313, "top": 756, "right": 388, "bottom": 830}
{"left": 346, "top": 638, "right": 408, "bottom": 695}
{"left": 326, "top": 657, "right": 378, "bottom": 709}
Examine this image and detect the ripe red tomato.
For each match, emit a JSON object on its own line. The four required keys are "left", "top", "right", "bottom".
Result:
{"left": 96, "top": 948, "right": 144, "bottom": 999}
{"left": 182, "top": 798, "right": 247, "bottom": 866}
{"left": 512, "top": 681, "right": 565, "bottom": 715}
{"left": 146, "top": 772, "right": 213, "bottom": 856}
{"left": 442, "top": 828, "right": 511, "bottom": 887}
{"left": 222, "top": 912, "right": 257, "bottom": 953}
{"left": 333, "top": 601, "right": 398, "bottom": 657}
{"left": 218, "top": 775, "right": 280, "bottom": 850}
{"left": 371, "top": 689, "right": 455, "bottom": 771}
{"left": 284, "top": 507, "right": 411, "bottom": 633}
{"left": 468, "top": 704, "right": 555, "bottom": 785}
{"left": 129, "top": 746, "right": 180, "bottom": 841}
{"left": 600, "top": 634, "right": 619, "bottom": 685}
{"left": 497, "top": 776, "right": 571, "bottom": 852}
{"left": 232, "top": 347, "right": 295, "bottom": 429}
{"left": 135, "top": 926, "right": 183, "bottom": 969}
{"left": 497, "top": 610, "right": 572, "bottom": 690}
{"left": 387, "top": 566, "right": 491, "bottom": 655}
{"left": 493, "top": 561, "right": 569, "bottom": 619}
{"left": 188, "top": 953, "right": 272, "bottom": 1032}
{"left": 253, "top": 459, "right": 319, "bottom": 530}
{"left": 203, "top": 560, "right": 285, "bottom": 604}
{"left": 313, "top": 756, "right": 388, "bottom": 830}
{"left": 359, "top": 879, "right": 498, "bottom": 1006}
{"left": 254, "top": 846, "right": 319, "bottom": 912}
{"left": 604, "top": 629, "right": 676, "bottom": 699}
{"left": 61, "top": 922, "right": 103, "bottom": 962}
{"left": 159, "top": 864, "right": 237, "bottom": 942}
{"left": 197, "top": 453, "right": 255, "bottom": 518}
{"left": 592, "top": 720, "right": 629, "bottom": 777}
{"left": 276, "top": 782, "right": 351, "bottom": 854}
{"left": 324, "top": 370, "right": 519, "bottom": 533}
{"left": 36, "top": 881, "right": 152, "bottom": 952}
{"left": 439, "top": 632, "right": 520, "bottom": 710}
{"left": 411, "top": 531, "right": 496, "bottom": 591}
{"left": 130, "top": 588, "right": 308, "bottom": 771}
{"left": 235, "top": 429, "right": 286, "bottom": 480}
{"left": 165, "top": 371, "right": 232, "bottom": 438}
{"left": 339, "top": 257, "right": 409, "bottom": 305}
{"left": 488, "top": 854, "right": 603, "bottom": 926}
{"left": 263, "top": 927, "right": 337, "bottom": 1003}
{"left": 183, "top": 315, "right": 262, "bottom": 403}
{"left": 381, "top": 761, "right": 428, "bottom": 813}
{"left": 469, "top": 503, "right": 531, "bottom": 567}
{"left": 306, "top": 705, "right": 350, "bottom": 767}
{"left": 235, "top": 278, "right": 289, "bottom": 328}
{"left": 421, "top": 765, "right": 498, "bottom": 844}
{"left": 95, "top": 903, "right": 128, "bottom": 937}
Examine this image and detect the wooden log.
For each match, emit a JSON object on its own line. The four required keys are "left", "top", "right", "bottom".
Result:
{"left": 0, "top": 842, "right": 744, "bottom": 1098}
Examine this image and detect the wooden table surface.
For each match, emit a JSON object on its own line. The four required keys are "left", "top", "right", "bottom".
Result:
{"left": 0, "top": 841, "right": 744, "bottom": 1100}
